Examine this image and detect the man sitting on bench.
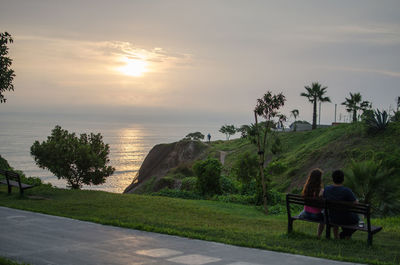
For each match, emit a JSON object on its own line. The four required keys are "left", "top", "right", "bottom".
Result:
{"left": 323, "top": 170, "right": 359, "bottom": 239}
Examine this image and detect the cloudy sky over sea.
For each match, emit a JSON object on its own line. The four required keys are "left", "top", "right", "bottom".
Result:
{"left": 1, "top": 0, "right": 399, "bottom": 125}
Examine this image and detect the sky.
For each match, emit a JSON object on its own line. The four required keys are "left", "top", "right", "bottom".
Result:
{"left": 0, "top": 0, "right": 399, "bottom": 125}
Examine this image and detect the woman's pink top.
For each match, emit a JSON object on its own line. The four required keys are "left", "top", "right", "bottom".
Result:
{"left": 304, "top": 191, "right": 322, "bottom": 214}
{"left": 304, "top": 205, "right": 322, "bottom": 214}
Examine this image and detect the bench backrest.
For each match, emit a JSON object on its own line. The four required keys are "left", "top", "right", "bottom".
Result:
{"left": 0, "top": 169, "right": 22, "bottom": 185}
{"left": 286, "top": 193, "right": 370, "bottom": 216}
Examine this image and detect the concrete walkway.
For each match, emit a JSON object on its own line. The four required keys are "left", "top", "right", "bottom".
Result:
{"left": 0, "top": 207, "right": 360, "bottom": 265}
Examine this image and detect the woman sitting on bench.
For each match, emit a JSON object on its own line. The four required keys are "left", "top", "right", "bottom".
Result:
{"left": 299, "top": 168, "right": 325, "bottom": 238}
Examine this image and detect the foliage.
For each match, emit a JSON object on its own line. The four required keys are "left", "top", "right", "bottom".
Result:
{"left": 254, "top": 90, "right": 286, "bottom": 213}
{"left": 193, "top": 157, "right": 222, "bottom": 195}
{"left": 220, "top": 175, "right": 239, "bottom": 194}
{"left": 0, "top": 32, "right": 15, "bottom": 103}
{"left": 344, "top": 159, "right": 400, "bottom": 216}
{"left": 391, "top": 110, "right": 400, "bottom": 122}
{"left": 170, "top": 164, "right": 194, "bottom": 178}
{"left": 342, "top": 92, "right": 371, "bottom": 122}
{"left": 232, "top": 151, "right": 258, "bottom": 185}
{"left": 365, "top": 109, "right": 390, "bottom": 134}
{"left": 181, "top": 177, "right": 198, "bottom": 191}
{"left": 30, "top": 125, "right": 115, "bottom": 189}
{"left": 153, "top": 176, "right": 176, "bottom": 192}
{"left": 300, "top": 82, "right": 331, "bottom": 130}
{"left": 184, "top": 132, "right": 205, "bottom": 141}
{"left": 0, "top": 155, "right": 11, "bottom": 170}
{"left": 219, "top": 124, "right": 236, "bottom": 140}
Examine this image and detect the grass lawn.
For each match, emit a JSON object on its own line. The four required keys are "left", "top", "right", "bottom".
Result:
{"left": 1, "top": 186, "right": 399, "bottom": 265}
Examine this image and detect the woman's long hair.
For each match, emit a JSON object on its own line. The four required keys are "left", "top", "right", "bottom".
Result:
{"left": 301, "top": 168, "right": 322, "bottom": 198}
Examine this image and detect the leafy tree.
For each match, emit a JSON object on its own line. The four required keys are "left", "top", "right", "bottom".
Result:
{"left": 300, "top": 82, "right": 331, "bottom": 129}
{"left": 193, "top": 157, "right": 222, "bottom": 195}
{"left": 0, "top": 32, "right": 15, "bottom": 103}
{"left": 342, "top": 92, "right": 371, "bottom": 122}
{"left": 184, "top": 132, "right": 205, "bottom": 141}
{"left": 254, "top": 91, "right": 286, "bottom": 213}
{"left": 290, "top": 109, "right": 299, "bottom": 131}
{"left": 31, "top": 125, "right": 115, "bottom": 189}
{"left": 219, "top": 124, "right": 236, "bottom": 140}
{"left": 344, "top": 159, "right": 400, "bottom": 216}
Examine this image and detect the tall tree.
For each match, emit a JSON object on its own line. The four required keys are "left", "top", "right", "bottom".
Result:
{"left": 290, "top": 109, "right": 299, "bottom": 131}
{"left": 300, "top": 82, "right": 331, "bottom": 129}
{"left": 254, "top": 91, "right": 286, "bottom": 214}
{"left": 342, "top": 92, "right": 370, "bottom": 122}
{"left": 0, "top": 32, "right": 15, "bottom": 103}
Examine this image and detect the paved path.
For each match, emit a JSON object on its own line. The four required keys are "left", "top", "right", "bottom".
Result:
{"left": 0, "top": 207, "right": 360, "bottom": 265}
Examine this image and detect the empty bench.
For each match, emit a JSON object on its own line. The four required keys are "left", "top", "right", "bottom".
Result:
{"left": 0, "top": 169, "right": 35, "bottom": 195}
{"left": 286, "top": 193, "right": 382, "bottom": 245}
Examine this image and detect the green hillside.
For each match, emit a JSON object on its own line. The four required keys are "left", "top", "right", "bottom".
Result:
{"left": 218, "top": 122, "right": 400, "bottom": 192}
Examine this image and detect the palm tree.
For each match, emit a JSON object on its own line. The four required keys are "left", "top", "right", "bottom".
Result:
{"left": 277, "top": 114, "right": 287, "bottom": 131}
{"left": 300, "top": 82, "right": 331, "bottom": 129}
{"left": 342, "top": 92, "right": 370, "bottom": 122}
{"left": 290, "top": 109, "right": 299, "bottom": 131}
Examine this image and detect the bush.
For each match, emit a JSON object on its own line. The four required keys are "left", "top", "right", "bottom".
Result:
{"left": 232, "top": 152, "right": 258, "bottom": 185}
{"left": 193, "top": 157, "right": 222, "bottom": 195}
{"left": 344, "top": 159, "right": 400, "bottom": 216}
{"left": 220, "top": 175, "right": 239, "bottom": 194}
{"left": 266, "top": 161, "right": 287, "bottom": 175}
{"left": 151, "top": 188, "right": 202, "bottom": 200}
{"left": 153, "top": 177, "right": 176, "bottom": 192}
{"left": 170, "top": 164, "right": 194, "bottom": 178}
{"left": 365, "top": 109, "right": 390, "bottom": 134}
{"left": 181, "top": 177, "right": 198, "bottom": 191}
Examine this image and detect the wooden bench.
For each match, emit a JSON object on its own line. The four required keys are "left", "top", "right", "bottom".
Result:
{"left": 286, "top": 193, "right": 382, "bottom": 245}
{"left": 0, "top": 169, "right": 35, "bottom": 195}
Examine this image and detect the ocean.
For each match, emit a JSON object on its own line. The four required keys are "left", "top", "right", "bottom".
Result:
{"left": 0, "top": 112, "right": 227, "bottom": 193}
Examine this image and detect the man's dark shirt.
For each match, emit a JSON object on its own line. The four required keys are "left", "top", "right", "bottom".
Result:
{"left": 323, "top": 185, "right": 359, "bottom": 225}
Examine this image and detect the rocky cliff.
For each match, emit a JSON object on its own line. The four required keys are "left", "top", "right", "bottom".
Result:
{"left": 123, "top": 140, "right": 208, "bottom": 193}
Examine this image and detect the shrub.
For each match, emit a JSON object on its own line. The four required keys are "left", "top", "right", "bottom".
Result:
{"left": 170, "top": 164, "right": 194, "bottom": 178}
{"left": 153, "top": 177, "right": 176, "bottom": 192}
{"left": 344, "top": 159, "right": 400, "bottom": 216}
{"left": 232, "top": 151, "right": 258, "bottom": 185}
{"left": 181, "top": 177, "right": 198, "bottom": 191}
{"left": 193, "top": 157, "right": 222, "bottom": 195}
{"left": 220, "top": 175, "right": 239, "bottom": 194}
{"left": 266, "top": 161, "right": 287, "bottom": 175}
{"left": 365, "top": 109, "right": 390, "bottom": 134}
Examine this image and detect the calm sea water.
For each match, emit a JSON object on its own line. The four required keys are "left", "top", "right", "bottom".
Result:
{"left": 0, "top": 112, "right": 226, "bottom": 193}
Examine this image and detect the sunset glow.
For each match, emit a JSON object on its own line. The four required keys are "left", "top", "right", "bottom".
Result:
{"left": 117, "top": 57, "right": 148, "bottom": 77}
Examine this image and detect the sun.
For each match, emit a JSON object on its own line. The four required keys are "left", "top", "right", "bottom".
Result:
{"left": 117, "top": 57, "right": 148, "bottom": 77}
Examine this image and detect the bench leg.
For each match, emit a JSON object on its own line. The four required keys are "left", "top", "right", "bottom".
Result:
{"left": 326, "top": 224, "right": 331, "bottom": 239}
{"left": 288, "top": 218, "right": 293, "bottom": 233}
{"left": 368, "top": 233, "right": 372, "bottom": 246}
